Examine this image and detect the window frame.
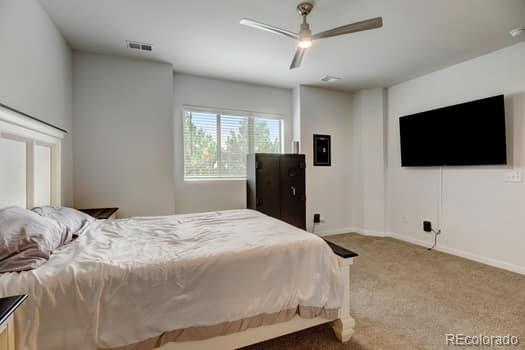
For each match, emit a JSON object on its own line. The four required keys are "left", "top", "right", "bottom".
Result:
{"left": 182, "top": 106, "right": 285, "bottom": 181}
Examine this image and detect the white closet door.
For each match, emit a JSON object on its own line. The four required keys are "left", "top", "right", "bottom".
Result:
{"left": 0, "top": 137, "right": 27, "bottom": 208}
{"left": 34, "top": 144, "right": 52, "bottom": 207}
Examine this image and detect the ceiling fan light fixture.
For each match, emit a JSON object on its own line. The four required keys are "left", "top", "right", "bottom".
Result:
{"left": 298, "top": 38, "right": 312, "bottom": 48}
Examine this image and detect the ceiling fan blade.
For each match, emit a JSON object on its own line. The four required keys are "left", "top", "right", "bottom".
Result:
{"left": 290, "top": 47, "right": 306, "bottom": 70}
{"left": 240, "top": 18, "right": 298, "bottom": 39}
{"left": 312, "top": 17, "right": 383, "bottom": 40}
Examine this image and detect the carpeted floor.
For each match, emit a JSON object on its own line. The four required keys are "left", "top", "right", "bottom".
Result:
{"left": 243, "top": 233, "right": 525, "bottom": 350}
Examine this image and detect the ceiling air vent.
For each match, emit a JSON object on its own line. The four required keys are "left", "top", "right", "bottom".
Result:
{"left": 126, "top": 40, "right": 153, "bottom": 52}
{"left": 320, "top": 75, "right": 342, "bottom": 83}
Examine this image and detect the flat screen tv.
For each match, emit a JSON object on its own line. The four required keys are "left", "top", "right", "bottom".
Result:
{"left": 399, "top": 95, "right": 507, "bottom": 167}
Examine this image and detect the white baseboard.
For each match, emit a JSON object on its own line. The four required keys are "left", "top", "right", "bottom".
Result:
{"left": 315, "top": 227, "right": 387, "bottom": 237}
{"left": 314, "top": 227, "right": 355, "bottom": 237}
{"left": 352, "top": 228, "right": 387, "bottom": 237}
{"left": 315, "top": 228, "right": 525, "bottom": 275}
{"left": 387, "top": 231, "right": 430, "bottom": 247}
{"left": 316, "top": 227, "right": 387, "bottom": 237}
{"left": 387, "top": 232, "right": 525, "bottom": 276}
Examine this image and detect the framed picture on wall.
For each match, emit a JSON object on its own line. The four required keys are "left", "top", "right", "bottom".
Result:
{"left": 313, "top": 134, "right": 331, "bottom": 166}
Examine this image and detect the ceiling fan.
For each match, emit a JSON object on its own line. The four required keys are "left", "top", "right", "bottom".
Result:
{"left": 240, "top": 2, "right": 383, "bottom": 70}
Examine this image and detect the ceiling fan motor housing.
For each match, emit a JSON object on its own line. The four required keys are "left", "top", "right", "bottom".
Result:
{"left": 300, "top": 21, "right": 312, "bottom": 36}
{"left": 298, "top": 2, "right": 313, "bottom": 37}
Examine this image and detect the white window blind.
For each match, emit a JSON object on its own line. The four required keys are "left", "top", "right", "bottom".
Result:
{"left": 184, "top": 110, "right": 283, "bottom": 179}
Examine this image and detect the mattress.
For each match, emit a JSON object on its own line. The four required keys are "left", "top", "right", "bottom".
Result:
{"left": 0, "top": 209, "right": 343, "bottom": 350}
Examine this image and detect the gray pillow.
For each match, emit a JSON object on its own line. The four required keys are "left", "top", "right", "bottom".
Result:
{"left": 0, "top": 207, "right": 64, "bottom": 273}
{"left": 32, "top": 206, "right": 94, "bottom": 240}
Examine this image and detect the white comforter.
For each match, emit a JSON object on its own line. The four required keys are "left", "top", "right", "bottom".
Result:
{"left": 0, "top": 209, "right": 343, "bottom": 350}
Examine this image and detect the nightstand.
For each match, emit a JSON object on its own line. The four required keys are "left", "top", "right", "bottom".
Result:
{"left": 78, "top": 208, "right": 119, "bottom": 220}
{"left": 0, "top": 295, "right": 27, "bottom": 350}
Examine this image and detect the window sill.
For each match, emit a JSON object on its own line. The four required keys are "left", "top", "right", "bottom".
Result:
{"left": 184, "top": 177, "right": 247, "bottom": 183}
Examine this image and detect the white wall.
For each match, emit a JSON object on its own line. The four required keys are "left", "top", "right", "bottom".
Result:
{"left": 350, "top": 88, "right": 387, "bottom": 236}
{"left": 173, "top": 74, "right": 293, "bottom": 214}
{"left": 298, "top": 86, "right": 352, "bottom": 234}
{"left": 386, "top": 42, "right": 525, "bottom": 274}
{"left": 73, "top": 53, "right": 175, "bottom": 217}
{"left": 292, "top": 87, "right": 301, "bottom": 143}
{"left": 0, "top": 0, "right": 73, "bottom": 205}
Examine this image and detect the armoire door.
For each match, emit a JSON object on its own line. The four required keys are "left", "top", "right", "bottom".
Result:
{"left": 255, "top": 155, "right": 281, "bottom": 218}
{"left": 279, "top": 156, "right": 306, "bottom": 230}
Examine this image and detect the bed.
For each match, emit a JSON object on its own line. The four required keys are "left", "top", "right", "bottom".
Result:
{"left": 0, "top": 104, "right": 355, "bottom": 350}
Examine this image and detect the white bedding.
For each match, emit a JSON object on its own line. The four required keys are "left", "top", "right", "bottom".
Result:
{"left": 0, "top": 209, "right": 343, "bottom": 350}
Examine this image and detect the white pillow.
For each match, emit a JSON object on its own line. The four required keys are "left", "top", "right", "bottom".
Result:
{"left": 32, "top": 206, "right": 94, "bottom": 240}
{"left": 0, "top": 206, "right": 64, "bottom": 273}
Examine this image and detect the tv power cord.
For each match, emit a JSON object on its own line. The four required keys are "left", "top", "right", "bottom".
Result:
{"left": 428, "top": 229, "right": 442, "bottom": 251}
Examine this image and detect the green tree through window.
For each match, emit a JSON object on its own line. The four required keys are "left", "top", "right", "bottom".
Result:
{"left": 184, "top": 111, "right": 282, "bottom": 178}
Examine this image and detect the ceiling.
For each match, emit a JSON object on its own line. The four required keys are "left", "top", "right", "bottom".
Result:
{"left": 40, "top": 0, "right": 525, "bottom": 91}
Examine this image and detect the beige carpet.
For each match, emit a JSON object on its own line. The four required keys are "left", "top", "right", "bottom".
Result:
{"left": 243, "top": 233, "right": 525, "bottom": 350}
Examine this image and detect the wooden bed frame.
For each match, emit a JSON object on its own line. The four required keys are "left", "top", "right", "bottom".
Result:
{"left": 0, "top": 104, "right": 356, "bottom": 350}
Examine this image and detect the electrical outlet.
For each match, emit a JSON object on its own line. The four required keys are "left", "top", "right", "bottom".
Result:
{"left": 504, "top": 170, "right": 522, "bottom": 183}
{"left": 313, "top": 213, "right": 321, "bottom": 223}
{"left": 402, "top": 216, "right": 409, "bottom": 224}
{"left": 423, "top": 221, "right": 432, "bottom": 232}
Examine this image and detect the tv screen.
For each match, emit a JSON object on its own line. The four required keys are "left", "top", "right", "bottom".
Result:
{"left": 399, "top": 95, "right": 507, "bottom": 167}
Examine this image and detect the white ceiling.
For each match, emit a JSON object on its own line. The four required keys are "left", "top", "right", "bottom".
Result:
{"left": 40, "top": 0, "right": 525, "bottom": 91}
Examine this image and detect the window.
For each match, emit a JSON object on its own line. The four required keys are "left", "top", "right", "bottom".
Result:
{"left": 184, "top": 109, "right": 283, "bottom": 179}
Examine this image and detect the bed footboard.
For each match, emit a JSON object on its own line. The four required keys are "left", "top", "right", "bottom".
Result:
{"left": 331, "top": 255, "right": 355, "bottom": 342}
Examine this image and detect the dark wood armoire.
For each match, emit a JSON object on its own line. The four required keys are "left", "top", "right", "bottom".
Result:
{"left": 246, "top": 153, "right": 306, "bottom": 230}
